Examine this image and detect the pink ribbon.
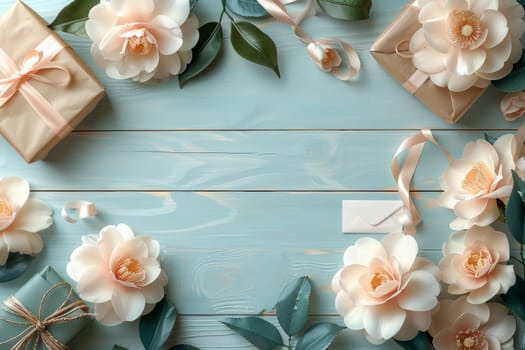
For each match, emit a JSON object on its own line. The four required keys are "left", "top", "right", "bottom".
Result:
{"left": 61, "top": 200, "right": 97, "bottom": 223}
{"left": 0, "top": 35, "right": 71, "bottom": 137}
{"left": 256, "top": 0, "right": 361, "bottom": 80}
{"left": 391, "top": 129, "right": 452, "bottom": 235}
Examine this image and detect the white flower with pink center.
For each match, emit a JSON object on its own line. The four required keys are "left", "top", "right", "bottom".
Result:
{"left": 67, "top": 224, "right": 167, "bottom": 326}
{"left": 439, "top": 226, "right": 515, "bottom": 304}
{"left": 332, "top": 232, "right": 440, "bottom": 344}
{"left": 86, "top": 0, "right": 199, "bottom": 83}
{"left": 411, "top": 0, "right": 525, "bottom": 92}
{"left": 429, "top": 296, "right": 515, "bottom": 350}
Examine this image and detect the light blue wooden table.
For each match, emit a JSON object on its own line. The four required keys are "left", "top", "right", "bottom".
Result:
{"left": 0, "top": 0, "right": 520, "bottom": 349}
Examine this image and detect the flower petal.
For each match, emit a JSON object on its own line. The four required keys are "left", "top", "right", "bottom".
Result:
{"left": 397, "top": 271, "right": 439, "bottom": 311}
{"left": 422, "top": 21, "right": 450, "bottom": 54}
{"left": 363, "top": 303, "right": 406, "bottom": 340}
{"left": 112, "top": 287, "right": 146, "bottom": 322}
{"left": 11, "top": 198, "right": 52, "bottom": 232}
{"left": 150, "top": 15, "right": 183, "bottom": 55}
{"left": 447, "top": 71, "right": 480, "bottom": 92}
{"left": 447, "top": 47, "right": 487, "bottom": 76}
{"left": 0, "top": 237, "right": 8, "bottom": 265}
{"left": 381, "top": 233, "right": 418, "bottom": 273}
{"left": 0, "top": 177, "right": 29, "bottom": 211}
{"left": 86, "top": 3, "right": 117, "bottom": 43}
{"left": 2, "top": 230, "right": 43, "bottom": 255}
{"left": 77, "top": 266, "right": 113, "bottom": 303}
{"left": 490, "top": 264, "right": 516, "bottom": 293}
{"left": 111, "top": 0, "right": 155, "bottom": 17}
{"left": 482, "top": 303, "right": 516, "bottom": 343}
{"left": 466, "top": 277, "right": 500, "bottom": 303}
{"left": 94, "top": 301, "right": 123, "bottom": 326}
{"left": 154, "top": 0, "right": 190, "bottom": 26}
{"left": 344, "top": 237, "right": 387, "bottom": 266}
{"left": 179, "top": 14, "right": 199, "bottom": 51}
{"left": 479, "top": 36, "right": 512, "bottom": 73}
{"left": 481, "top": 10, "right": 510, "bottom": 49}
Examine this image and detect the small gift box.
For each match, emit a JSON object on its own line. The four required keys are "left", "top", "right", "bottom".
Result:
{"left": 369, "top": 2, "right": 486, "bottom": 124}
{"left": 0, "top": 1, "right": 104, "bottom": 163}
{"left": 0, "top": 266, "right": 91, "bottom": 349}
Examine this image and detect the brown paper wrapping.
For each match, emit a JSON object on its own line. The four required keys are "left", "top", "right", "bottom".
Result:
{"left": 369, "top": 2, "right": 486, "bottom": 124}
{"left": 0, "top": 1, "right": 105, "bottom": 163}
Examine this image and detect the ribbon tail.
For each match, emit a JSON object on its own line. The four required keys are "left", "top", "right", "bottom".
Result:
{"left": 18, "top": 83, "right": 71, "bottom": 138}
{"left": 392, "top": 129, "right": 452, "bottom": 235}
{"left": 61, "top": 200, "right": 97, "bottom": 223}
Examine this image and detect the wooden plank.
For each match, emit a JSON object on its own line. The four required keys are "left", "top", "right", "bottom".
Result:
{"left": 0, "top": 191, "right": 517, "bottom": 315}
{"left": 0, "top": 130, "right": 510, "bottom": 191}
{"left": 68, "top": 315, "right": 404, "bottom": 349}
{"left": 0, "top": 0, "right": 516, "bottom": 130}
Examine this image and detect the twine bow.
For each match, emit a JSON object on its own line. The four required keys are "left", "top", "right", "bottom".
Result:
{"left": 0, "top": 282, "right": 91, "bottom": 350}
{"left": 0, "top": 35, "right": 71, "bottom": 137}
{"left": 256, "top": 0, "right": 361, "bottom": 80}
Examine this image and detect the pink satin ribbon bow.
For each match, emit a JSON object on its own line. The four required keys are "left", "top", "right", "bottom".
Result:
{"left": 0, "top": 35, "right": 71, "bottom": 137}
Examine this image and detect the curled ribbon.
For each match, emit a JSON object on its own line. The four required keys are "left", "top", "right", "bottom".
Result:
{"left": 256, "top": 0, "right": 361, "bottom": 80}
{"left": 61, "top": 200, "right": 97, "bottom": 223}
{"left": 391, "top": 129, "right": 452, "bottom": 235}
{"left": 0, "top": 35, "right": 71, "bottom": 137}
{"left": 0, "top": 282, "right": 91, "bottom": 350}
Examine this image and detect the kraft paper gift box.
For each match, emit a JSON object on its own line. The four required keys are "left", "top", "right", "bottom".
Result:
{"left": 369, "top": 1, "right": 486, "bottom": 124}
{"left": 0, "top": 1, "right": 105, "bottom": 163}
{"left": 0, "top": 266, "right": 91, "bottom": 349}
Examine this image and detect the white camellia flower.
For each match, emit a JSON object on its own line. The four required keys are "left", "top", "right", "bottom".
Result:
{"left": 86, "top": 0, "right": 199, "bottom": 83}
{"left": 429, "top": 296, "right": 515, "bottom": 350}
{"left": 0, "top": 176, "right": 52, "bottom": 265}
{"left": 411, "top": 0, "right": 525, "bottom": 92}
{"left": 439, "top": 226, "right": 515, "bottom": 304}
{"left": 332, "top": 232, "right": 440, "bottom": 344}
{"left": 439, "top": 138, "right": 514, "bottom": 230}
{"left": 67, "top": 224, "right": 168, "bottom": 326}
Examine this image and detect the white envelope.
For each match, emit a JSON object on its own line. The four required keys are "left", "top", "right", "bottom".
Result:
{"left": 342, "top": 200, "right": 404, "bottom": 233}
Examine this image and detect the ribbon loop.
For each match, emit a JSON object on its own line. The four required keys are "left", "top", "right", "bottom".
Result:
{"left": 0, "top": 34, "right": 71, "bottom": 135}
{"left": 61, "top": 200, "right": 97, "bottom": 224}
{"left": 392, "top": 129, "right": 452, "bottom": 235}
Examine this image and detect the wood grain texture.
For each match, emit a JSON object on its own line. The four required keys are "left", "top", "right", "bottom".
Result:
{"left": 0, "top": 130, "right": 513, "bottom": 191}
{"left": 0, "top": 0, "right": 522, "bottom": 349}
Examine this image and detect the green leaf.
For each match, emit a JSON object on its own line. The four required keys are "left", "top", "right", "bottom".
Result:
{"left": 225, "top": 0, "right": 268, "bottom": 17}
{"left": 493, "top": 49, "right": 525, "bottom": 92}
{"left": 484, "top": 133, "right": 498, "bottom": 145}
{"left": 295, "top": 323, "right": 344, "bottom": 350}
{"left": 179, "top": 22, "right": 224, "bottom": 87}
{"left": 222, "top": 317, "right": 283, "bottom": 350}
{"left": 276, "top": 276, "right": 312, "bottom": 336}
{"left": 506, "top": 171, "right": 525, "bottom": 244}
{"left": 169, "top": 345, "right": 200, "bottom": 350}
{"left": 316, "top": 0, "right": 372, "bottom": 21}
{"left": 230, "top": 21, "right": 280, "bottom": 77}
{"left": 49, "top": 0, "right": 99, "bottom": 37}
{"left": 0, "top": 253, "right": 31, "bottom": 283}
{"left": 503, "top": 274, "right": 525, "bottom": 321}
{"left": 139, "top": 298, "right": 177, "bottom": 350}
{"left": 113, "top": 346, "right": 129, "bottom": 350}
{"left": 394, "top": 332, "right": 434, "bottom": 350}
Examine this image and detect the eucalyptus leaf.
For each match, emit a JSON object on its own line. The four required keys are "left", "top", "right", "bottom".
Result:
{"left": 169, "top": 345, "right": 200, "bottom": 350}
{"left": 222, "top": 317, "right": 283, "bottom": 350}
{"left": 225, "top": 0, "right": 268, "bottom": 17}
{"left": 493, "top": 49, "right": 525, "bottom": 92}
{"left": 0, "top": 253, "right": 31, "bottom": 283}
{"left": 230, "top": 21, "right": 280, "bottom": 77}
{"left": 295, "top": 323, "right": 344, "bottom": 350}
{"left": 49, "top": 0, "right": 98, "bottom": 37}
{"left": 179, "top": 22, "right": 224, "bottom": 87}
{"left": 503, "top": 274, "right": 525, "bottom": 321}
{"left": 394, "top": 332, "right": 434, "bottom": 350}
{"left": 484, "top": 133, "right": 498, "bottom": 145}
{"left": 139, "top": 298, "right": 177, "bottom": 350}
{"left": 506, "top": 171, "right": 525, "bottom": 244}
{"left": 316, "top": 0, "right": 372, "bottom": 20}
{"left": 276, "top": 276, "right": 312, "bottom": 336}
{"left": 113, "top": 346, "right": 129, "bottom": 350}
